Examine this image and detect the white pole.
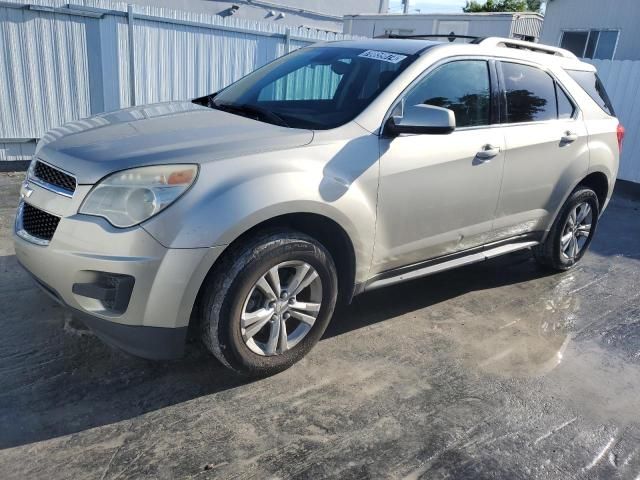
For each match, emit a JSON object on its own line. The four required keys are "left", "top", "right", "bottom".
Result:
{"left": 127, "top": 4, "right": 137, "bottom": 106}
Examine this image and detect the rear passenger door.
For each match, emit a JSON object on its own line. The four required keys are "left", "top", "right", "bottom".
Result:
{"left": 493, "top": 61, "right": 590, "bottom": 241}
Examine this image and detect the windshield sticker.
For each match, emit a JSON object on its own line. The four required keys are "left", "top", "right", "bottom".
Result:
{"left": 358, "top": 50, "right": 407, "bottom": 64}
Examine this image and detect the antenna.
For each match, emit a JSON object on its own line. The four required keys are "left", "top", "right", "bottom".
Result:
{"left": 402, "top": 0, "right": 410, "bottom": 14}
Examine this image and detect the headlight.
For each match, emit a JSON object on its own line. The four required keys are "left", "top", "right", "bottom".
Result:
{"left": 80, "top": 165, "right": 198, "bottom": 228}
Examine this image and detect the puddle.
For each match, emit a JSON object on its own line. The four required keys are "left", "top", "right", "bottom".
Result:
{"left": 452, "top": 274, "right": 579, "bottom": 377}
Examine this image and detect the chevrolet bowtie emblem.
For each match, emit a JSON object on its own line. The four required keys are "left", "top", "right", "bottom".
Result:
{"left": 20, "top": 182, "right": 34, "bottom": 199}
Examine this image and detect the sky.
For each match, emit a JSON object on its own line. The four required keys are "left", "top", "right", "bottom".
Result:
{"left": 387, "top": 0, "right": 468, "bottom": 14}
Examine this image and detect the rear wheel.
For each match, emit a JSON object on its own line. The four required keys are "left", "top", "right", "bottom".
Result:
{"left": 533, "top": 187, "right": 599, "bottom": 271}
{"left": 199, "top": 230, "right": 338, "bottom": 376}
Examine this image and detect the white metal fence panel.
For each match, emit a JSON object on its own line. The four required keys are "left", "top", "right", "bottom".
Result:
{"left": 0, "top": 6, "right": 92, "bottom": 139}
{"left": 131, "top": 17, "right": 280, "bottom": 105}
{"left": 590, "top": 59, "right": 640, "bottom": 183}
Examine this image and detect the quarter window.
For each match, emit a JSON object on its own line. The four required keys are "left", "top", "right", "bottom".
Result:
{"left": 403, "top": 60, "right": 491, "bottom": 128}
{"left": 566, "top": 70, "right": 615, "bottom": 116}
{"left": 560, "top": 30, "right": 619, "bottom": 60}
{"left": 502, "top": 62, "right": 557, "bottom": 124}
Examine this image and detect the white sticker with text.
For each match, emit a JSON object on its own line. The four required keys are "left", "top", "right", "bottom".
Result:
{"left": 358, "top": 50, "right": 407, "bottom": 64}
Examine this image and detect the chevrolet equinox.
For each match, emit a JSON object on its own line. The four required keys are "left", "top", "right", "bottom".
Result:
{"left": 14, "top": 37, "right": 622, "bottom": 376}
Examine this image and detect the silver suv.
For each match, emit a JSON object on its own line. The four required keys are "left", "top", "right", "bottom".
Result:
{"left": 14, "top": 37, "right": 622, "bottom": 376}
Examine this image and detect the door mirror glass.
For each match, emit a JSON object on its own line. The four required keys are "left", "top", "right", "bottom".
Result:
{"left": 385, "top": 104, "right": 456, "bottom": 136}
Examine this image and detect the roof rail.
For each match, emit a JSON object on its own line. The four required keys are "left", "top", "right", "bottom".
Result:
{"left": 379, "top": 34, "right": 483, "bottom": 42}
{"left": 478, "top": 37, "right": 577, "bottom": 59}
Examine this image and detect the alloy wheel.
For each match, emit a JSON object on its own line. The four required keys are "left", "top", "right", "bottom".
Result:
{"left": 560, "top": 201, "right": 593, "bottom": 260}
{"left": 240, "top": 261, "right": 322, "bottom": 356}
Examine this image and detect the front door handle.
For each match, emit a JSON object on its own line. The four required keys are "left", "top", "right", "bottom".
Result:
{"left": 476, "top": 144, "right": 501, "bottom": 161}
{"left": 561, "top": 131, "right": 578, "bottom": 144}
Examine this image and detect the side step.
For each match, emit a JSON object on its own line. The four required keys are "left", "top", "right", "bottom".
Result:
{"left": 364, "top": 241, "right": 539, "bottom": 291}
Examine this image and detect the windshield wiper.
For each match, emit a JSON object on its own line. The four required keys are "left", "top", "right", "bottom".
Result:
{"left": 213, "top": 102, "right": 290, "bottom": 127}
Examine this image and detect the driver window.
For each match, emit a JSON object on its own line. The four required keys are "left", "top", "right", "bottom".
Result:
{"left": 404, "top": 60, "right": 491, "bottom": 128}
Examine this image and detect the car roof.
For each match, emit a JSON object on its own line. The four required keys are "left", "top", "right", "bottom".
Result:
{"left": 320, "top": 38, "right": 442, "bottom": 55}
{"left": 319, "top": 37, "right": 595, "bottom": 72}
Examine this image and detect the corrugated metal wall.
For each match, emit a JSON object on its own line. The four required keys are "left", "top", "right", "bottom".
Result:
{"left": 590, "top": 59, "right": 640, "bottom": 183}
{"left": 0, "top": 0, "right": 359, "bottom": 162}
{"left": 510, "top": 14, "right": 543, "bottom": 40}
{"left": 0, "top": 5, "right": 92, "bottom": 140}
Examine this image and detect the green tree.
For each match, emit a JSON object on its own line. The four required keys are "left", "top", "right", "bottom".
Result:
{"left": 463, "top": 0, "right": 542, "bottom": 12}
{"left": 526, "top": 0, "right": 542, "bottom": 11}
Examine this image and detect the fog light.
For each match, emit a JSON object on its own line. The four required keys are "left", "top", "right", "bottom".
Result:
{"left": 72, "top": 272, "right": 135, "bottom": 314}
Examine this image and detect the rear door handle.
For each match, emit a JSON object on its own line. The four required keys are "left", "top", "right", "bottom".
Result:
{"left": 561, "top": 131, "right": 578, "bottom": 144}
{"left": 476, "top": 144, "right": 501, "bottom": 161}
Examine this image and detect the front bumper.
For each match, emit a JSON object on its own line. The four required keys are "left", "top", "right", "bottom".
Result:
{"left": 14, "top": 205, "right": 224, "bottom": 359}
{"left": 24, "top": 271, "right": 189, "bottom": 359}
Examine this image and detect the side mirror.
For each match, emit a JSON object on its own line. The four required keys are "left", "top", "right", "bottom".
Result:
{"left": 385, "top": 104, "right": 456, "bottom": 136}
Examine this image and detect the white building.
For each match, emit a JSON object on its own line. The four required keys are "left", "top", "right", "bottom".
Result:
{"left": 134, "top": 0, "right": 389, "bottom": 32}
{"left": 343, "top": 12, "right": 543, "bottom": 42}
{"left": 540, "top": 0, "right": 640, "bottom": 60}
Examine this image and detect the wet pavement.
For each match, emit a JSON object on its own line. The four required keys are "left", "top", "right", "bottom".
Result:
{"left": 1, "top": 171, "right": 639, "bottom": 479}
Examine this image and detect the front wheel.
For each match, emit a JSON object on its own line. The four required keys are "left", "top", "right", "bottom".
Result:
{"left": 533, "top": 187, "right": 600, "bottom": 271}
{"left": 199, "top": 230, "right": 338, "bottom": 376}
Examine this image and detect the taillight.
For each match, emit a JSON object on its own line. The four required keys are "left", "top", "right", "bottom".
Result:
{"left": 617, "top": 124, "right": 625, "bottom": 152}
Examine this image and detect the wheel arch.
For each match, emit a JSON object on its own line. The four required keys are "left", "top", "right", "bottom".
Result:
{"left": 190, "top": 211, "right": 359, "bottom": 332}
{"left": 542, "top": 169, "right": 610, "bottom": 243}
{"left": 577, "top": 171, "right": 609, "bottom": 212}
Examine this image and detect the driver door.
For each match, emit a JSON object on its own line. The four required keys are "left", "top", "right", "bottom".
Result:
{"left": 372, "top": 59, "right": 505, "bottom": 274}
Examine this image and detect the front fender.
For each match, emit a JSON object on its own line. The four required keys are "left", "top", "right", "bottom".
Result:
{"left": 142, "top": 142, "right": 380, "bottom": 283}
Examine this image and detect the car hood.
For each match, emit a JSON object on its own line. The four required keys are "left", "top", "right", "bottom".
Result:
{"left": 36, "top": 101, "right": 314, "bottom": 184}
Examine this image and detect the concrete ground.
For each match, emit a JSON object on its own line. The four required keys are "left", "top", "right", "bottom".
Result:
{"left": 0, "top": 171, "right": 639, "bottom": 480}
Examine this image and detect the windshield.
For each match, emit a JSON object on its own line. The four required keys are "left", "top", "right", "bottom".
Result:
{"left": 198, "top": 46, "right": 416, "bottom": 130}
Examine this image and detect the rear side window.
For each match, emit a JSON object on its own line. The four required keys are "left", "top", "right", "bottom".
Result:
{"left": 566, "top": 70, "right": 616, "bottom": 116}
{"left": 502, "top": 62, "right": 557, "bottom": 123}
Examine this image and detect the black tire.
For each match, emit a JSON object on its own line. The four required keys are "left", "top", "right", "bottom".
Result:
{"left": 533, "top": 187, "right": 600, "bottom": 271}
{"left": 198, "top": 229, "right": 338, "bottom": 376}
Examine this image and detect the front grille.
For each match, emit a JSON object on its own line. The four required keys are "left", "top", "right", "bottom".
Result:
{"left": 21, "top": 204, "right": 61, "bottom": 241}
{"left": 33, "top": 161, "right": 76, "bottom": 194}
